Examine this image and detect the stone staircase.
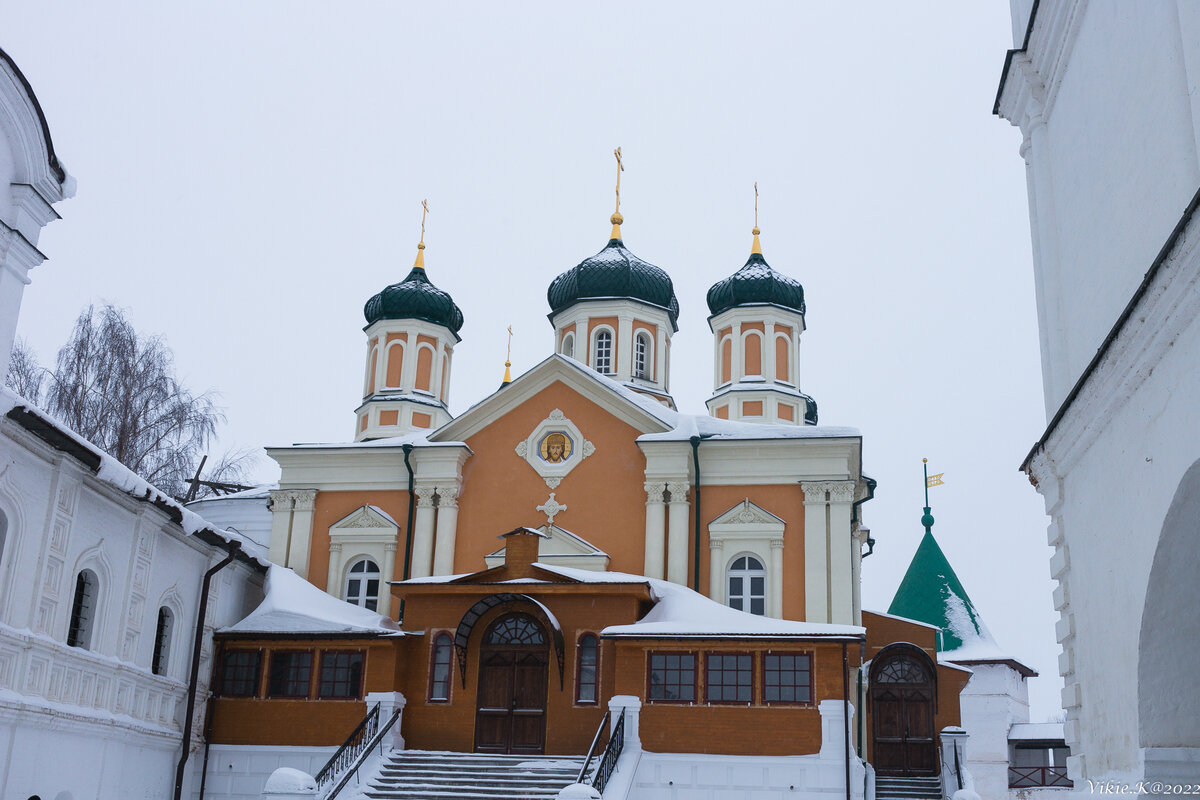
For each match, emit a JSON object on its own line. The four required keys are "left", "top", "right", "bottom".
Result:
{"left": 361, "top": 750, "right": 588, "bottom": 800}
{"left": 875, "top": 775, "right": 943, "bottom": 800}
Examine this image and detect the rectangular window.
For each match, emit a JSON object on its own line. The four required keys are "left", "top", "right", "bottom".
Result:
{"left": 429, "top": 634, "right": 453, "bottom": 702}
{"left": 318, "top": 651, "right": 364, "bottom": 699}
{"left": 647, "top": 652, "right": 696, "bottom": 702}
{"left": 268, "top": 651, "right": 313, "bottom": 698}
{"left": 763, "top": 652, "right": 812, "bottom": 704}
{"left": 706, "top": 652, "right": 754, "bottom": 703}
{"left": 218, "top": 650, "right": 262, "bottom": 697}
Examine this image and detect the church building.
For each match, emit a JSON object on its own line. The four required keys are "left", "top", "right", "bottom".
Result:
{"left": 200, "top": 168, "right": 976, "bottom": 799}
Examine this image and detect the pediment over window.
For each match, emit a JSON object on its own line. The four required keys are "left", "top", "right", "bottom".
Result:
{"left": 329, "top": 505, "right": 399, "bottom": 544}
{"left": 485, "top": 524, "right": 610, "bottom": 571}
{"left": 708, "top": 499, "right": 785, "bottom": 541}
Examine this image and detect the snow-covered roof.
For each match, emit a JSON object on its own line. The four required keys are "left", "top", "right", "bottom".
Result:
{"left": 396, "top": 562, "right": 862, "bottom": 638}
{"left": 1009, "top": 722, "right": 1066, "bottom": 742}
{"left": 2, "top": 389, "right": 269, "bottom": 568}
{"left": 221, "top": 566, "right": 401, "bottom": 636}
{"left": 863, "top": 609, "right": 942, "bottom": 631}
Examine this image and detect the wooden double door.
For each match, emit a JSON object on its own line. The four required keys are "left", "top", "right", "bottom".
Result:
{"left": 871, "top": 652, "right": 937, "bottom": 776}
{"left": 474, "top": 613, "right": 549, "bottom": 754}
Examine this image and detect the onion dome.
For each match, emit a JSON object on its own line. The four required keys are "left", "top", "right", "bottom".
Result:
{"left": 547, "top": 222, "right": 680, "bottom": 331}
{"left": 706, "top": 229, "right": 805, "bottom": 318}
{"left": 364, "top": 245, "right": 464, "bottom": 334}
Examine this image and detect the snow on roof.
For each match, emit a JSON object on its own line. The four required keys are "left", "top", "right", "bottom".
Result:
{"left": 1009, "top": 722, "right": 1066, "bottom": 742}
{"left": 186, "top": 483, "right": 277, "bottom": 501}
{"left": 603, "top": 574, "right": 864, "bottom": 638}
{"left": 863, "top": 609, "right": 943, "bottom": 631}
{"left": 2, "top": 389, "right": 269, "bottom": 568}
{"left": 222, "top": 565, "right": 401, "bottom": 636}
{"left": 395, "top": 562, "right": 861, "bottom": 638}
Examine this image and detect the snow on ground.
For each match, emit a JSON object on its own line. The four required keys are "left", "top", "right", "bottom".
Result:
{"left": 221, "top": 565, "right": 402, "bottom": 635}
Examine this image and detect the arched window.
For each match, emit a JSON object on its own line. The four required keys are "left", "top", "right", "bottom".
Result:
{"left": 561, "top": 332, "right": 575, "bottom": 359}
{"left": 720, "top": 336, "right": 732, "bottom": 384}
{"left": 592, "top": 329, "right": 613, "bottom": 374}
{"left": 430, "top": 632, "right": 452, "bottom": 701}
{"left": 576, "top": 633, "right": 599, "bottom": 704}
{"left": 415, "top": 345, "right": 434, "bottom": 392}
{"left": 487, "top": 614, "right": 546, "bottom": 644}
{"left": 67, "top": 569, "right": 99, "bottom": 649}
{"left": 743, "top": 332, "right": 763, "bottom": 377}
{"left": 385, "top": 341, "right": 405, "bottom": 388}
{"left": 344, "top": 558, "right": 380, "bottom": 611}
{"left": 727, "top": 556, "right": 765, "bottom": 616}
{"left": 152, "top": 607, "right": 174, "bottom": 675}
{"left": 775, "top": 334, "right": 791, "bottom": 383}
{"left": 634, "top": 332, "right": 651, "bottom": 379}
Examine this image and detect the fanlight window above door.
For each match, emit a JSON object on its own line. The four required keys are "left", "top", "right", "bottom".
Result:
{"left": 487, "top": 614, "right": 546, "bottom": 645}
{"left": 876, "top": 656, "right": 930, "bottom": 684}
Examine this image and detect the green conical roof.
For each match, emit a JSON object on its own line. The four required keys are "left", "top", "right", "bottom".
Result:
{"left": 887, "top": 530, "right": 992, "bottom": 652}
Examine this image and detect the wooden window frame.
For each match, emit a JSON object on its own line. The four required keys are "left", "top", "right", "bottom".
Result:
{"left": 761, "top": 650, "right": 814, "bottom": 706}
{"left": 646, "top": 650, "right": 697, "bottom": 704}
{"left": 217, "top": 648, "right": 263, "bottom": 698}
{"left": 318, "top": 650, "right": 365, "bottom": 700}
{"left": 344, "top": 557, "right": 381, "bottom": 612}
{"left": 427, "top": 632, "right": 453, "bottom": 704}
{"left": 575, "top": 633, "right": 600, "bottom": 706}
{"left": 704, "top": 651, "right": 755, "bottom": 705}
{"left": 267, "top": 649, "right": 314, "bottom": 699}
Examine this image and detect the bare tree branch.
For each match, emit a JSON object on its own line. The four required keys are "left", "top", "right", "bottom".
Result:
{"left": 4, "top": 338, "right": 47, "bottom": 404}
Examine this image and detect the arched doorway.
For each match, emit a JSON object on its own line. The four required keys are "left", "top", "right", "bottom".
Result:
{"left": 475, "top": 612, "right": 549, "bottom": 754}
{"left": 871, "top": 645, "right": 937, "bottom": 776}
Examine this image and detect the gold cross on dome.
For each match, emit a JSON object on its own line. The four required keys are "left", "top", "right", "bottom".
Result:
{"left": 754, "top": 182, "right": 759, "bottom": 230}
{"left": 613, "top": 147, "right": 624, "bottom": 216}
{"left": 419, "top": 199, "right": 430, "bottom": 246}
{"left": 506, "top": 325, "right": 513, "bottom": 363}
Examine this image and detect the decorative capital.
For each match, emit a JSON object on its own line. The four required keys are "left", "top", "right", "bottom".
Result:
{"left": 643, "top": 481, "right": 666, "bottom": 503}
{"left": 666, "top": 481, "right": 690, "bottom": 502}
{"left": 269, "top": 490, "right": 294, "bottom": 512}
{"left": 801, "top": 481, "right": 855, "bottom": 505}
{"left": 415, "top": 485, "right": 437, "bottom": 507}
{"left": 435, "top": 485, "right": 459, "bottom": 508}
{"left": 329, "top": 542, "right": 344, "bottom": 553}
{"left": 292, "top": 489, "right": 318, "bottom": 512}
{"left": 769, "top": 539, "right": 786, "bottom": 551}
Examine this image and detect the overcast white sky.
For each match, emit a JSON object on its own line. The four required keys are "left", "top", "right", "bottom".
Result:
{"left": 6, "top": 3, "right": 1061, "bottom": 717}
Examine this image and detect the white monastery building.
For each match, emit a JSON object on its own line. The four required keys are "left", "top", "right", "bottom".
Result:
{"left": 996, "top": 0, "right": 1200, "bottom": 790}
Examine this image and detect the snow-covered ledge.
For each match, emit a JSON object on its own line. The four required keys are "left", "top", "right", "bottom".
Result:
{"left": 939, "top": 727, "right": 978, "bottom": 800}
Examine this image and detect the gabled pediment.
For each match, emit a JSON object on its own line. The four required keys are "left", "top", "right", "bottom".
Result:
{"left": 485, "top": 524, "right": 610, "bottom": 572}
{"left": 710, "top": 499, "right": 786, "bottom": 528}
{"left": 430, "top": 354, "right": 675, "bottom": 444}
{"left": 330, "top": 505, "right": 398, "bottom": 532}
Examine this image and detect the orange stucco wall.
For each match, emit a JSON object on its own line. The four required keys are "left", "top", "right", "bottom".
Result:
{"left": 776, "top": 335, "right": 789, "bottom": 381}
{"left": 386, "top": 341, "right": 404, "bottom": 386}
{"left": 613, "top": 638, "right": 858, "bottom": 756}
{"left": 744, "top": 333, "right": 762, "bottom": 376}
{"left": 310, "top": 490, "right": 410, "bottom": 612}
{"left": 586, "top": 316, "right": 619, "bottom": 366}
{"left": 452, "top": 381, "right": 649, "bottom": 574}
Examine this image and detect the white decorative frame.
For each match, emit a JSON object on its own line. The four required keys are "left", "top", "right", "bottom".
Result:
{"left": 327, "top": 505, "right": 399, "bottom": 614}
{"left": 514, "top": 409, "right": 596, "bottom": 488}
{"left": 707, "top": 499, "right": 786, "bottom": 618}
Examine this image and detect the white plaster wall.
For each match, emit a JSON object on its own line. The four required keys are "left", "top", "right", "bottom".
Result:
{"left": 957, "top": 664, "right": 1030, "bottom": 800}
{"left": 195, "top": 745, "right": 337, "bottom": 800}
{"left": 629, "top": 752, "right": 865, "bottom": 800}
{"left": 1041, "top": 300, "right": 1200, "bottom": 779}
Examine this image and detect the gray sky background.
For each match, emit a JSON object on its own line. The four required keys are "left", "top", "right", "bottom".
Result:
{"left": 6, "top": 3, "right": 1061, "bottom": 718}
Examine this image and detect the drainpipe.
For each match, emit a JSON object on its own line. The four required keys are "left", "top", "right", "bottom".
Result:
{"left": 400, "top": 443, "right": 417, "bottom": 622}
{"left": 173, "top": 541, "right": 241, "bottom": 800}
{"left": 854, "top": 476, "right": 877, "bottom": 558}
{"left": 843, "top": 641, "right": 852, "bottom": 800}
{"left": 689, "top": 435, "right": 702, "bottom": 593}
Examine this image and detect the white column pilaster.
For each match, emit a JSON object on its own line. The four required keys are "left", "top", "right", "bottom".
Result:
{"left": 801, "top": 481, "right": 831, "bottom": 624}
{"left": 576, "top": 320, "right": 587, "bottom": 364}
{"left": 401, "top": 330, "right": 418, "bottom": 391}
{"left": 431, "top": 485, "right": 460, "bottom": 576}
{"left": 827, "top": 482, "right": 856, "bottom": 625}
{"left": 410, "top": 485, "right": 438, "bottom": 578}
{"left": 616, "top": 314, "right": 633, "bottom": 380}
{"left": 657, "top": 325, "right": 668, "bottom": 390}
{"left": 666, "top": 481, "right": 690, "bottom": 585}
{"left": 709, "top": 537, "right": 724, "bottom": 601}
{"left": 380, "top": 542, "right": 397, "bottom": 617}
{"left": 326, "top": 541, "right": 343, "bottom": 596}
{"left": 643, "top": 481, "right": 667, "bottom": 580}
{"left": 287, "top": 490, "right": 318, "bottom": 580}
{"left": 268, "top": 491, "right": 295, "bottom": 567}
{"left": 731, "top": 321, "right": 743, "bottom": 382}
{"left": 769, "top": 539, "right": 784, "bottom": 618}
{"left": 765, "top": 321, "right": 777, "bottom": 386}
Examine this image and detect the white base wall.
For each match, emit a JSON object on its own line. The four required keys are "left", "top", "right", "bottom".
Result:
{"left": 0, "top": 699, "right": 184, "bottom": 800}
{"left": 627, "top": 751, "right": 867, "bottom": 800}
{"left": 196, "top": 744, "right": 337, "bottom": 800}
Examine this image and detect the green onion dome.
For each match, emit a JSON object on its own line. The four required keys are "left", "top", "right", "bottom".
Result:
{"left": 706, "top": 252, "right": 806, "bottom": 318}
{"left": 547, "top": 237, "right": 680, "bottom": 331}
{"left": 363, "top": 263, "right": 464, "bottom": 334}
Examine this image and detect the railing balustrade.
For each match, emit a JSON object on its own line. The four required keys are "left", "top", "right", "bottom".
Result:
{"left": 577, "top": 710, "right": 612, "bottom": 784}
{"left": 1008, "top": 765, "right": 1073, "bottom": 788}
{"left": 323, "top": 705, "right": 403, "bottom": 800}
{"left": 591, "top": 707, "right": 625, "bottom": 795}
{"left": 314, "top": 702, "right": 380, "bottom": 790}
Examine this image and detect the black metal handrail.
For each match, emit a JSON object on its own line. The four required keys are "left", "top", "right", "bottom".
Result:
{"left": 324, "top": 706, "right": 403, "bottom": 800}
{"left": 577, "top": 709, "right": 612, "bottom": 783}
{"left": 1008, "top": 766, "right": 1073, "bottom": 788}
{"left": 590, "top": 707, "right": 625, "bottom": 795}
{"left": 314, "top": 703, "right": 380, "bottom": 789}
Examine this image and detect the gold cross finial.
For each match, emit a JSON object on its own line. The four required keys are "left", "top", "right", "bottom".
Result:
{"left": 502, "top": 324, "right": 513, "bottom": 384}
{"left": 413, "top": 199, "right": 430, "bottom": 269}
{"left": 610, "top": 147, "right": 624, "bottom": 239}
{"left": 751, "top": 183, "right": 762, "bottom": 255}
